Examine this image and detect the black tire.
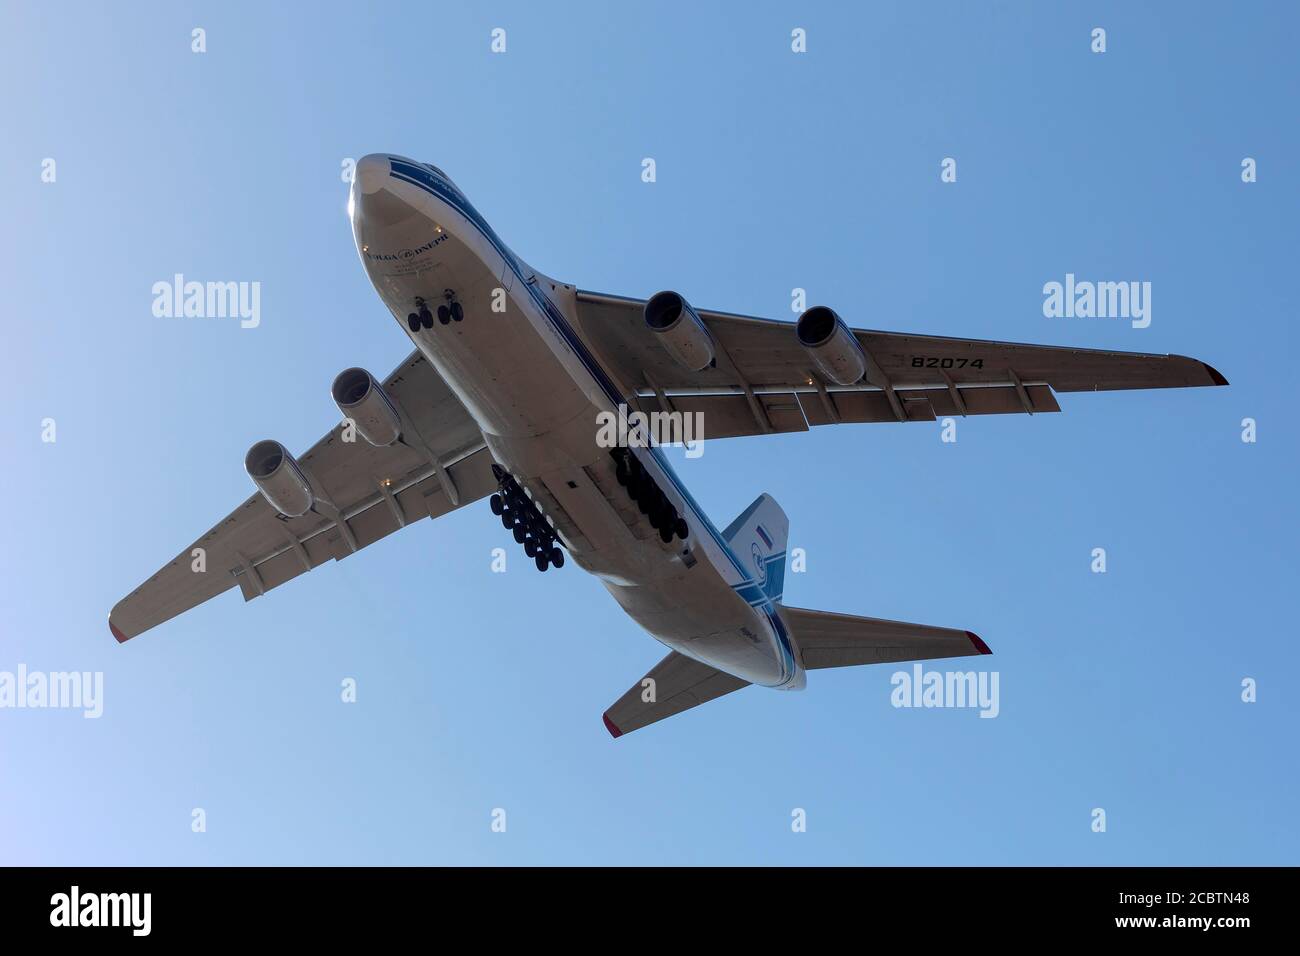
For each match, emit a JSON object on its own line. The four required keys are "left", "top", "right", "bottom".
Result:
{"left": 524, "top": 537, "right": 537, "bottom": 557}
{"left": 550, "top": 547, "right": 564, "bottom": 568}
{"left": 674, "top": 517, "right": 689, "bottom": 540}
{"left": 500, "top": 511, "right": 513, "bottom": 530}
{"left": 659, "top": 523, "right": 673, "bottom": 543}
{"left": 450, "top": 301, "right": 464, "bottom": 322}
{"left": 419, "top": 308, "right": 434, "bottom": 329}
{"left": 535, "top": 553, "right": 549, "bottom": 572}
{"left": 489, "top": 494, "right": 504, "bottom": 515}
{"left": 513, "top": 524, "right": 526, "bottom": 544}
{"left": 615, "top": 459, "right": 629, "bottom": 486}
{"left": 406, "top": 313, "right": 421, "bottom": 332}
{"left": 437, "top": 305, "right": 451, "bottom": 324}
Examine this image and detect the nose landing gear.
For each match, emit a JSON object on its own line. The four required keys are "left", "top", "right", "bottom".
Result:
{"left": 490, "top": 465, "right": 565, "bottom": 572}
{"left": 407, "top": 292, "right": 461, "bottom": 331}
{"left": 407, "top": 298, "right": 435, "bottom": 332}
{"left": 436, "top": 289, "right": 463, "bottom": 325}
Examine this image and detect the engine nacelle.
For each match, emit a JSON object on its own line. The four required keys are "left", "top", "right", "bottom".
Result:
{"left": 244, "top": 439, "right": 314, "bottom": 517}
{"left": 796, "top": 306, "right": 866, "bottom": 386}
{"left": 331, "top": 367, "right": 402, "bottom": 447}
{"left": 644, "top": 291, "right": 715, "bottom": 372}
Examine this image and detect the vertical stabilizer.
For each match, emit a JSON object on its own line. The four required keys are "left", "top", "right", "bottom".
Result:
{"left": 722, "top": 493, "right": 789, "bottom": 603}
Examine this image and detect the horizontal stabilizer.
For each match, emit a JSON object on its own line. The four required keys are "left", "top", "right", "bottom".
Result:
{"left": 603, "top": 651, "right": 749, "bottom": 738}
{"left": 779, "top": 605, "right": 990, "bottom": 669}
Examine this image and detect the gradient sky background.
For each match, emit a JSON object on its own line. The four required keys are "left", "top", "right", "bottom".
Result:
{"left": 3, "top": 1, "right": 1296, "bottom": 865}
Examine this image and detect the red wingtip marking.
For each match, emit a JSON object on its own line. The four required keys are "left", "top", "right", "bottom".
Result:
{"left": 602, "top": 713, "right": 623, "bottom": 739}
{"left": 109, "top": 619, "right": 129, "bottom": 644}
{"left": 966, "top": 631, "right": 992, "bottom": 655}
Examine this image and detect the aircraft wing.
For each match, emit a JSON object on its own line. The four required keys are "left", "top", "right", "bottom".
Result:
{"left": 573, "top": 290, "right": 1227, "bottom": 438}
{"left": 109, "top": 350, "right": 494, "bottom": 643}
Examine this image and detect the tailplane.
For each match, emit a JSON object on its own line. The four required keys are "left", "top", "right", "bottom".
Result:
{"left": 778, "top": 605, "right": 991, "bottom": 669}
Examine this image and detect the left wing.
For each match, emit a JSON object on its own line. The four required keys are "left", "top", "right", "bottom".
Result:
{"left": 110, "top": 350, "right": 493, "bottom": 643}
{"left": 572, "top": 291, "right": 1226, "bottom": 439}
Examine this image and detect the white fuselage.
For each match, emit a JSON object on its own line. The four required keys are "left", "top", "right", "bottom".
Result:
{"left": 349, "top": 154, "right": 802, "bottom": 690}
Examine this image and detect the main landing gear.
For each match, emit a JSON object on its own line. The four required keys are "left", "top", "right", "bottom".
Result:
{"left": 609, "top": 448, "right": 688, "bottom": 543}
{"left": 489, "top": 464, "right": 565, "bottom": 572}
{"left": 406, "top": 290, "right": 463, "bottom": 332}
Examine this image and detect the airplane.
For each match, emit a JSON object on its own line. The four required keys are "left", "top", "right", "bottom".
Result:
{"left": 109, "top": 154, "right": 1228, "bottom": 737}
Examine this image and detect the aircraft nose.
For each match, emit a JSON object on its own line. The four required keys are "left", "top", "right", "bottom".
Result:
{"left": 354, "top": 154, "right": 391, "bottom": 195}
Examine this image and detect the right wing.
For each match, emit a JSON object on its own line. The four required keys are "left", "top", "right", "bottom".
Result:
{"left": 602, "top": 651, "right": 750, "bottom": 738}
{"left": 110, "top": 350, "right": 494, "bottom": 643}
{"left": 572, "top": 291, "right": 1227, "bottom": 438}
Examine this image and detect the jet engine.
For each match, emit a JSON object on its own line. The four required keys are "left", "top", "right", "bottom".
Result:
{"left": 244, "top": 439, "right": 314, "bottom": 517}
{"left": 331, "top": 367, "right": 402, "bottom": 447}
{"left": 795, "top": 306, "right": 866, "bottom": 386}
{"left": 644, "top": 291, "right": 715, "bottom": 372}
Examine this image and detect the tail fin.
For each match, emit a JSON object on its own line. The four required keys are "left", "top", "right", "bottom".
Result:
{"left": 722, "top": 493, "right": 789, "bottom": 603}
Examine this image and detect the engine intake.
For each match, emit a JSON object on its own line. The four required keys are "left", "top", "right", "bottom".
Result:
{"left": 245, "top": 439, "right": 314, "bottom": 517}
{"left": 644, "top": 291, "right": 715, "bottom": 372}
{"left": 796, "top": 306, "right": 866, "bottom": 386}
{"left": 331, "top": 367, "right": 402, "bottom": 447}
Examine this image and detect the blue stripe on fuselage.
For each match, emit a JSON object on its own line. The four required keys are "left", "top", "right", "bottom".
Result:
{"left": 382, "top": 160, "right": 798, "bottom": 685}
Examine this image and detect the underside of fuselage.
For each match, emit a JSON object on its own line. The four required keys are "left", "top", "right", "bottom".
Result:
{"left": 348, "top": 154, "right": 802, "bottom": 690}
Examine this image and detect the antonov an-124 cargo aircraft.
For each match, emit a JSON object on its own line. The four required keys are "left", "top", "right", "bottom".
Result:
{"left": 110, "top": 155, "right": 1227, "bottom": 737}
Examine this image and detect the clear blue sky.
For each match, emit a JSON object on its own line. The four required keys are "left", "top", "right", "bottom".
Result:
{"left": 3, "top": 1, "right": 1296, "bottom": 865}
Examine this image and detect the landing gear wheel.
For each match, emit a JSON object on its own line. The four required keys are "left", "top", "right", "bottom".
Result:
{"left": 659, "top": 523, "right": 674, "bottom": 543}
{"left": 450, "top": 301, "right": 464, "bottom": 322}
{"left": 489, "top": 494, "right": 504, "bottom": 516}
{"left": 500, "top": 510, "right": 514, "bottom": 530}
{"left": 406, "top": 313, "right": 421, "bottom": 332}
{"left": 524, "top": 537, "right": 537, "bottom": 557}
{"left": 550, "top": 547, "right": 564, "bottom": 568}
{"left": 513, "top": 524, "right": 526, "bottom": 544}
{"left": 437, "top": 305, "right": 451, "bottom": 325}
{"left": 535, "top": 553, "right": 549, "bottom": 572}
{"left": 419, "top": 308, "right": 434, "bottom": 329}
{"left": 674, "top": 517, "right": 689, "bottom": 540}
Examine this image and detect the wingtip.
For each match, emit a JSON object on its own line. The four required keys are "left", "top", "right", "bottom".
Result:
{"left": 966, "top": 631, "right": 992, "bottom": 655}
{"left": 109, "top": 616, "right": 129, "bottom": 644}
{"left": 1202, "top": 362, "right": 1229, "bottom": 386}
{"left": 602, "top": 713, "right": 623, "bottom": 739}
